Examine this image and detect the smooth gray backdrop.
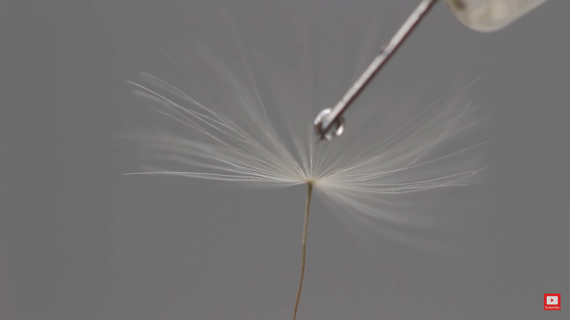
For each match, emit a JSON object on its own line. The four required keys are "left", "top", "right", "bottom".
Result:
{"left": 1, "top": 0, "right": 568, "bottom": 319}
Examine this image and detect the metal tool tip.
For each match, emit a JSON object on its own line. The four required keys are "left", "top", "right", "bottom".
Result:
{"left": 314, "top": 108, "right": 345, "bottom": 141}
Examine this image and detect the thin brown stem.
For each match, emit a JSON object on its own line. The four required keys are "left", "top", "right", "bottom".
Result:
{"left": 292, "top": 182, "right": 313, "bottom": 320}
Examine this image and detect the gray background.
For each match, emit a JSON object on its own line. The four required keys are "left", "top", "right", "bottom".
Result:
{"left": 1, "top": 0, "right": 569, "bottom": 319}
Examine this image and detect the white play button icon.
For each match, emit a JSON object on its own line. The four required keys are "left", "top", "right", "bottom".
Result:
{"left": 546, "top": 295, "right": 558, "bottom": 305}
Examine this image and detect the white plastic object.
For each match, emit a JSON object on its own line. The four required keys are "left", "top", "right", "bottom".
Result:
{"left": 443, "top": 0, "right": 547, "bottom": 32}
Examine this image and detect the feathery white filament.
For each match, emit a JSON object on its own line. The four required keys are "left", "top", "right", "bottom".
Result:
{"left": 124, "top": 13, "right": 487, "bottom": 246}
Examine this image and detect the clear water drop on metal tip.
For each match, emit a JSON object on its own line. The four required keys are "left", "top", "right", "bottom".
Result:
{"left": 314, "top": 108, "right": 345, "bottom": 141}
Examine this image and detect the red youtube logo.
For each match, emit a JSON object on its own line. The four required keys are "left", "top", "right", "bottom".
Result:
{"left": 544, "top": 293, "right": 561, "bottom": 311}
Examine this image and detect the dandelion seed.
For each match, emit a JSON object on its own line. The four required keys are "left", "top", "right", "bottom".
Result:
{"left": 123, "top": 12, "right": 487, "bottom": 320}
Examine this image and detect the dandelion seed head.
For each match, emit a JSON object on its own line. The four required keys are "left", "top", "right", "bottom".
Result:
{"left": 123, "top": 10, "right": 488, "bottom": 249}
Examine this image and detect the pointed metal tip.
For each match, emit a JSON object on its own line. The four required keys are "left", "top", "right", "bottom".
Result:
{"left": 314, "top": 108, "right": 345, "bottom": 141}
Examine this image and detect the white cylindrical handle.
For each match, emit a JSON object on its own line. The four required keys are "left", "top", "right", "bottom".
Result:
{"left": 443, "top": 0, "right": 547, "bottom": 32}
